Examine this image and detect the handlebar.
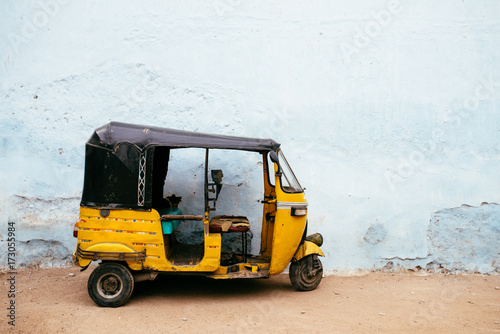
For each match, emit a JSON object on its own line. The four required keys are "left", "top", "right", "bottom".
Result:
{"left": 260, "top": 199, "right": 276, "bottom": 204}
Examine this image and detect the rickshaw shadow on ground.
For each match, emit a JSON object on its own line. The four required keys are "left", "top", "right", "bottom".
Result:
{"left": 132, "top": 273, "right": 292, "bottom": 302}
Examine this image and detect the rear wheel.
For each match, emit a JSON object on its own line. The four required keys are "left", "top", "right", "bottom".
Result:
{"left": 289, "top": 255, "right": 323, "bottom": 291}
{"left": 87, "top": 262, "right": 134, "bottom": 307}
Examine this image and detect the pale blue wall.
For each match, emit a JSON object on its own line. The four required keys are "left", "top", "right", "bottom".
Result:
{"left": 1, "top": 0, "right": 499, "bottom": 273}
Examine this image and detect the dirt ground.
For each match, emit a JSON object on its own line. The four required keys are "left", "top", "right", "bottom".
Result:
{"left": 1, "top": 266, "right": 499, "bottom": 333}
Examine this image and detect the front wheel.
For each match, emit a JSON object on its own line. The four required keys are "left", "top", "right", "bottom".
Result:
{"left": 289, "top": 255, "right": 323, "bottom": 291}
{"left": 87, "top": 262, "right": 134, "bottom": 307}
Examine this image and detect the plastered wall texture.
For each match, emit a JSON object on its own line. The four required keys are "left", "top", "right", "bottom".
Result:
{"left": 1, "top": 1, "right": 499, "bottom": 273}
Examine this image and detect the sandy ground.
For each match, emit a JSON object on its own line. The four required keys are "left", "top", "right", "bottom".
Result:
{"left": 1, "top": 266, "right": 499, "bottom": 333}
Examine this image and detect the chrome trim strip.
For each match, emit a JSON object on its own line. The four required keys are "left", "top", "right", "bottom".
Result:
{"left": 277, "top": 202, "right": 308, "bottom": 209}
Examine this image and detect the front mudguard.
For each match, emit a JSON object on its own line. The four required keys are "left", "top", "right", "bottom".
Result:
{"left": 292, "top": 240, "right": 325, "bottom": 262}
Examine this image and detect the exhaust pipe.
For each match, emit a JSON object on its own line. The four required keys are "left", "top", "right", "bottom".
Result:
{"left": 133, "top": 271, "right": 159, "bottom": 283}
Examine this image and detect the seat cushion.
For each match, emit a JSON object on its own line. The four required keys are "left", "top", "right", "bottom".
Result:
{"left": 209, "top": 215, "right": 250, "bottom": 233}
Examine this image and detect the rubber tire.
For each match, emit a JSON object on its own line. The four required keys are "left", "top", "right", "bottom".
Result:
{"left": 87, "top": 262, "right": 135, "bottom": 307}
{"left": 289, "top": 255, "right": 323, "bottom": 291}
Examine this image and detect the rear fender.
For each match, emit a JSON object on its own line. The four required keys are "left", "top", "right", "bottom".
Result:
{"left": 74, "top": 243, "right": 144, "bottom": 270}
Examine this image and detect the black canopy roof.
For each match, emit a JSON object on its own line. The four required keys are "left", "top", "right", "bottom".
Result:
{"left": 81, "top": 122, "right": 280, "bottom": 210}
{"left": 88, "top": 122, "right": 280, "bottom": 152}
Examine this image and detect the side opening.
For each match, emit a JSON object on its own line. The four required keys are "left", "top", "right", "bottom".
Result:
{"left": 154, "top": 147, "right": 207, "bottom": 265}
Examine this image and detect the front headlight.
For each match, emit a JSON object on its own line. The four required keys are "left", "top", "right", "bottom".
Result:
{"left": 291, "top": 207, "right": 307, "bottom": 216}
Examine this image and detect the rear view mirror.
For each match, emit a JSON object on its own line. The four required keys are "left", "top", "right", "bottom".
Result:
{"left": 211, "top": 169, "right": 223, "bottom": 185}
{"left": 269, "top": 151, "right": 281, "bottom": 174}
{"left": 269, "top": 151, "right": 279, "bottom": 164}
{"left": 210, "top": 170, "right": 223, "bottom": 202}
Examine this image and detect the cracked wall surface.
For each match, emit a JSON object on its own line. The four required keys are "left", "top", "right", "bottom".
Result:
{"left": 427, "top": 203, "right": 500, "bottom": 274}
{"left": 1, "top": 1, "right": 499, "bottom": 273}
{"left": 1, "top": 196, "right": 79, "bottom": 268}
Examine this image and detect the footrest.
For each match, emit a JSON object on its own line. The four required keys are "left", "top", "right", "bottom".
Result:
{"left": 243, "top": 264, "right": 259, "bottom": 273}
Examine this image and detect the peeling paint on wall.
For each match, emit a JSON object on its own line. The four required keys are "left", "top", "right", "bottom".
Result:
{"left": 0, "top": 195, "right": 79, "bottom": 268}
{"left": 427, "top": 203, "right": 500, "bottom": 274}
{"left": 16, "top": 239, "right": 72, "bottom": 268}
{"left": 370, "top": 203, "right": 500, "bottom": 274}
{"left": 363, "top": 223, "right": 387, "bottom": 245}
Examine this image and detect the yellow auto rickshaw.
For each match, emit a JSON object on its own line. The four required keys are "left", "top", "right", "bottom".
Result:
{"left": 73, "top": 122, "right": 324, "bottom": 307}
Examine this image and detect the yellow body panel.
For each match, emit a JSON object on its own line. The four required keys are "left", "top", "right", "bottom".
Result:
{"left": 268, "top": 173, "right": 308, "bottom": 275}
{"left": 76, "top": 207, "right": 221, "bottom": 272}
{"left": 85, "top": 242, "right": 137, "bottom": 253}
{"left": 292, "top": 241, "right": 325, "bottom": 262}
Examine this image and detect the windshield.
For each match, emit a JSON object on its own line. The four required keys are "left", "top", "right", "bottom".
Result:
{"left": 278, "top": 150, "right": 303, "bottom": 193}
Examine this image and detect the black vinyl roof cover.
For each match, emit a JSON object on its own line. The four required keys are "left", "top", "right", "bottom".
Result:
{"left": 82, "top": 122, "right": 280, "bottom": 210}
{"left": 88, "top": 122, "right": 280, "bottom": 152}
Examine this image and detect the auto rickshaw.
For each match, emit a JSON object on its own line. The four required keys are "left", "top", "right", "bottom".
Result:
{"left": 73, "top": 122, "right": 324, "bottom": 307}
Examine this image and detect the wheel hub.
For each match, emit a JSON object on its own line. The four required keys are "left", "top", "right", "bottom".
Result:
{"left": 97, "top": 273, "right": 123, "bottom": 298}
{"left": 305, "top": 257, "right": 323, "bottom": 279}
{"left": 102, "top": 276, "right": 119, "bottom": 293}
